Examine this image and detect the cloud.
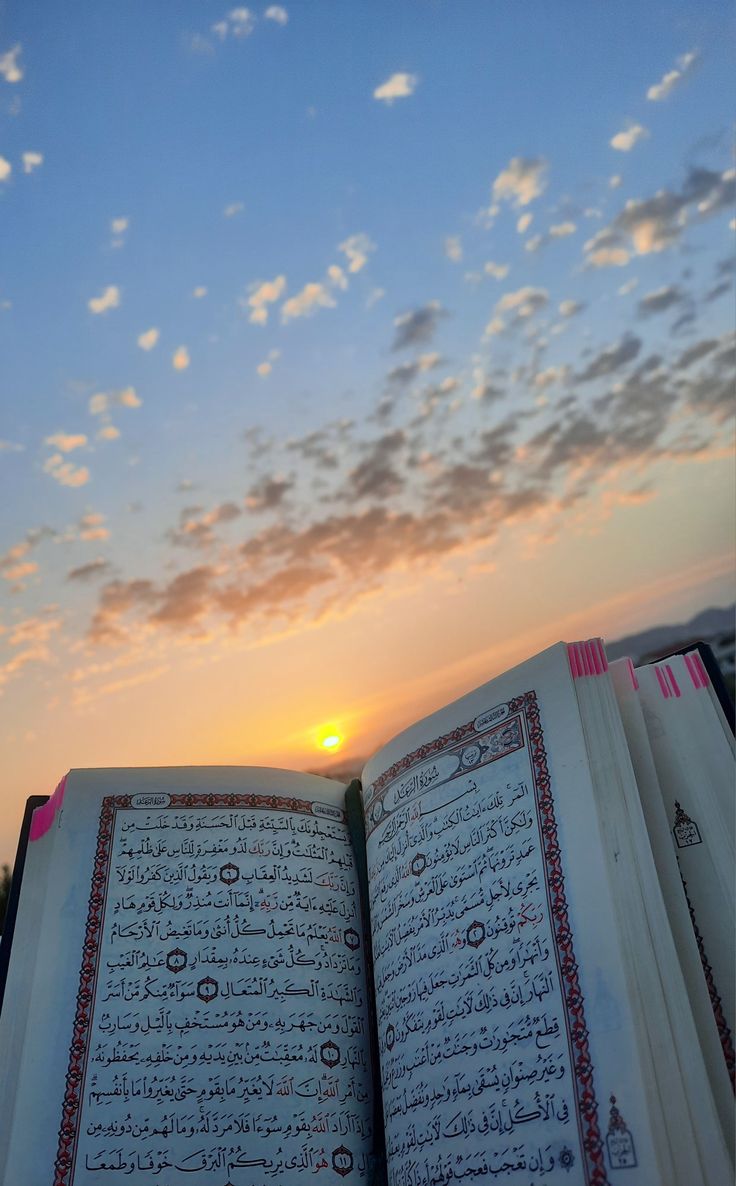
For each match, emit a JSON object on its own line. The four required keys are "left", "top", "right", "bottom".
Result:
{"left": 245, "top": 476, "right": 293, "bottom": 512}
{"left": 392, "top": 301, "right": 447, "bottom": 351}
{"left": 281, "top": 281, "right": 335, "bottom": 322}
{"left": 0, "top": 45, "right": 23, "bottom": 83}
{"left": 192, "top": 286, "right": 208, "bottom": 299}
{"left": 516, "top": 213, "right": 533, "bottom": 233}
{"left": 373, "top": 72, "right": 418, "bottom": 103}
{"left": 637, "top": 285, "right": 685, "bottom": 316}
{"left": 119, "top": 386, "right": 142, "bottom": 408}
{"left": 496, "top": 286, "right": 549, "bottom": 318}
{"left": 98, "top": 425, "right": 120, "bottom": 441}
{"left": 79, "top": 511, "right": 109, "bottom": 540}
{"left": 264, "top": 5, "right": 288, "bottom": 24}
{"left": 169, "top": 502, "right": 242, "bottom": 548}
{"left": 327, "top": 264, "right": 348, "bottom": 291}
{"left": 246, "top": 275, "right": 286, "bottom": 324}
{"left": 88, "top": 285, "right": 120, "bottom": 314}
{"left": 346, "top": 430, "right": 406, "bottom": 501}
{"left": 618, "top": 278, "right": 639, "bottom": 296}
{"left": 366, "top": 287, "right": 385, "bottom": 309}
{"left": 68, "top": 559, "right": 111, "bottom": 582}
{"left": 576, "top": 334, "right": 642, "bottom": 383}
{"left": 484, "top": 261, "right": 509, "bottom": 280}
{"left": 224, "top": 201, "right": 245, "bottom": 217}
{"left": 386, "top": 352, "right": 443, "bottom": 386}
{"left": 257, "top": 361, "right": 273, "bottom": 377}
{"left": 22, "top": 151, "right": 43, "bottom": 174}
{"left": 525, "top": 221, "right": 577, "bottom": 254}
{"left": 172, "top": 346, "right": 190, "bottom": 371}
{"left": 44, "top": 431, "right": 87, "bottom": 453}
{"left": 559, "top": 299, "right": 584, "bottom": 317}
{"left": 110, "top": 216, "right": 129, "bottom": 237}
{"left": 493, "top": 158, "right": 548, "bottom": 209}
{"left": 610, "top": 175, "right": 622, "bottom": 189}
{"left": 647, "top": 50, "right": 699, "bottom": 101}
{"left": 445, "top": 236, "right": 462, "bottom": 263}
{"left": 0, "top": 439, "right": 23, "bottom": 452}
{"left": 585, "top": 166, "right": 735, "bottom": 266}
{"left": 212, "top": 8, "right": 256, "bottom": 39}
{"left": 337, "top": 236, "right": 374, "bottom": 274}
{"left": 137, "top": 327, "right": 160, "bottom": 351}
{"left": 610, "top": 123, "right": 649, "bottom": 152}
{"left": 0, "top": 157, "right": 12, "bottom": 182}
{"left": 43, "top": 454, "right": 90, "bottom": 487}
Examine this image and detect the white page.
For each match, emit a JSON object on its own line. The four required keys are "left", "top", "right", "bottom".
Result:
{"left": 362, "top": 644, "right": 663, "bottom": 1186}
{"left": 2, "top": 767, "right": 374, "bottom": 1185}
{"left": 609, "top": 658, "right": 734, "bottom": 1152}
{"left": 636, "top": 666, "right": 735, "bottom": 1080}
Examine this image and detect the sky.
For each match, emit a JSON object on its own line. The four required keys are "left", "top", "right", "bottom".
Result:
{"left": 0, "top": 0, "right": 734, "bottom": 864}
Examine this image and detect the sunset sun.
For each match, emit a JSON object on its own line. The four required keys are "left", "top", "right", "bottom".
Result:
{"left": 318, "top": 729, "right": 344, "bottom": 753}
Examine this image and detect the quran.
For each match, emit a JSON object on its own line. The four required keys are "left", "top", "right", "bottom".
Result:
{"left": 0, "top": 641, "right": 733, "bottom": 1186}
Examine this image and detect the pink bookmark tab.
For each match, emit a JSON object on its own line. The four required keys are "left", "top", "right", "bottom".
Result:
{"left": 655, "top": 667, "right": 670, "bottom": 699}
{"left": 30, "top": 773, "right": 68, "bottom": 841}
{"left": 683, "top": 653, "right": 700, "bottom": 689}
{"left": 626, "top": 658, "right": 639, "bottom": 690}
{"left": 664, "top": 663, "right": 681, "bottom": 698}
{"left": 596, "top": 638, "right": 609, "bottom": 673}
{"left": 692, "top": 652, "right": 710, "bottom": 688}
{"left": 567, "top": 643, "right": 581, "bottom": 678}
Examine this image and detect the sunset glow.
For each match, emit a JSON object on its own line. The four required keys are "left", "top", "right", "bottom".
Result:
{"left": 0, "top": 1, "right": 733, "bottom": 866}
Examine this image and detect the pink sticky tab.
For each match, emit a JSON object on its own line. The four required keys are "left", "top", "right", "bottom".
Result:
{"left": 597, "top": 639, "right": 609, "bottom": 673}
{"left": 567, "top": 643, "right": 580, "bottom": 679}
{"left": 665, "top": 663, "right": 680, "bottom": 698}
{"left": 626, "top": 658, "right": 639, "bottom": 690}
{"left": 655, "top": 667, "right": 670, "bottom": 699}
{"left": 683, "top": 654, "right": 699, "bottom": 689}
{"left": 30, "top": 774, "right": 68, "bottom": 841}
{"left": 693, "top": 653, "right": 710, "bottom": 688}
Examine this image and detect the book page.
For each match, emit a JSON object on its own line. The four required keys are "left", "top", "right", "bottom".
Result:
{"left": 362, "top": 645, "right": 663, "bottom": 1185}
{"left": 2, "top": 767, "right": 374, "bottom": 1185}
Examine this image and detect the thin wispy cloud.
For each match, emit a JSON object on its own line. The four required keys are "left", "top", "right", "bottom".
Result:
{"left": 246, "top": 275, "right": 286, "bottom": 324}
{"left": 264, "top": 6, "right": 288, "bottom": 26}
{"left": 493, "top": 158, "right": 548, "bottom": 209}
{"left": 22, "top": 151, "right": 43, "bottom": 174}
{"left": 172, "top": 346, "right": 191, "bottom": 370}
{"left": 137, "top": 327, "right": 160, "bottom": 351}
{"left": 647, "top": 50, "right": 699, "bottom": 102}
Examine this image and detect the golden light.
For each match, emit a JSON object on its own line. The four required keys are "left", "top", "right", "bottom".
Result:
{"left": 318, "top": 729, "right": 344, "bottom": 752}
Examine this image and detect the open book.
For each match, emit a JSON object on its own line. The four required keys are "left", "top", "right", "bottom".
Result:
{"left": 0, "top": 641, "right": 733, "bottom": 1185}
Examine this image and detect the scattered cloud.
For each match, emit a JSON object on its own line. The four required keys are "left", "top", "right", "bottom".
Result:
{"left": 444, "top": 236, "right": 462, "bottom": 263}
{"left": 637, "top": 285, "right": 685, "bottom": 316}
{"left": 137, "top": 327, "right": 160, "bottom": 351}
{"left": 618, "top": 278, "right": 639, "bottom": 296}
{"left": 585, "top": 165, "right": 735, "bottom": 266}
{"left": 212, "top": 8, "right": 256, "bottom": 40}
{"left": 192, "top": 286, "right": 208, "bottom": 299}
{"left": 373, "top": 72, "right": 418, "bottom": 104}
{"left": 610, "top": 123, "right": 649, "bottom": 152}
{"left": 496, "top": 286, "right": 549, "bottom": 319}
{"left": 22, "top": 151, "right": 43, "bottom": 174}
{"left": 392, "top": 302, "right": 447, "bottom": 351}
{"left": 0, "top": 45, "right": 23, "bottom": 84}
{"left": 88, "top": 285, "right": 120, "bottom": 315}
{"left": 245, "top": 475, "right": 293, "bottom": 511}
{"left": 246, "top": 275, "right": 286, "bottom": 324}
{"left": 43, "top": 454, "right": 90, "bottom": 487}
{"left": 609, "top": 175, "right": 622, "bottom": 189}
{"left": 559, "top": 299, "right": 584, "bottom": 318}
{"left": 118, "top": 386, "right": 142, "bottom": 408}
{"left": 327, "top": 263, "right": 348, "bottom": 291}
{"left": 336, "top": 230, "right": 372, "bottom": 271}
{"left": 386, "top": 352, "right": 443, "bottom": 386}
{"left": 366, "top": 287, "right": 385, "bottom": 309}
{"left": 281, "top": 281, "right": 336, "bottom": 322}
{"left": 576, "top": 334, "right": 641, "bottom": 383}
{"left": 78, "top": 511, "right": 109, "bottom": 541}
{"left": 224, "top": 201, "right": 245, "bottom": 217}
{"left": 493, "top": 158, "right": 548, "bottom": 209}
{"left": 0, "top": 157, "right": 12, "bottom": 182}
{"left": 484, "top": 261, "right": 509, "bottom": 280}
{"left": 0, "top": 439, "right": 24, "bottom": 453}
{"left": 98, "top": 425, "right": 121, "bottom": 441}
{"left": 517, "top": 213, "right": 533, "bottom": 234}
{"left": 264, "top": 5, "right": 288, "bottom": 24}
{"left": 647, "top": 50, "right": 699, "bottom": 102}
{"left": 45, "top": 431, "right": 87, "bottom": 453}
{"left": 256, "top": 349, "right": 280, "bottom": 377}
{"left": 172, "top": 346, "right": 190, "bottom": 371}
{"left": 525, "top": 221, "right": 577, "bottom": 253}
{"left": 68, "top": 559, "right": 111, "bottom": 582}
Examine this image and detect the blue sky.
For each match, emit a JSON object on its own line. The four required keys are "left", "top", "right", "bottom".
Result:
{"left": 0, "top": 0, "right": 733, "bottom": 860}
